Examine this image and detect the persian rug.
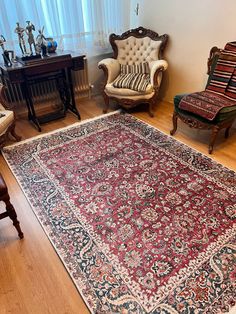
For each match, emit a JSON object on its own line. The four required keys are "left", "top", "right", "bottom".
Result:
{"left": 2, "top": 112, "right": 236, "bottom": 314}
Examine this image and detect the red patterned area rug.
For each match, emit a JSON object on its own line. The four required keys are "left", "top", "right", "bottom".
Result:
{"left": 2, "top": 112, "right": 236, "bottom": 314}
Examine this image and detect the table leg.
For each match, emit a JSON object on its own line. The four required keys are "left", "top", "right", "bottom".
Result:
{"left": 21, "top": 81, "right": 42, "bottom": 132}
{"left": 67, "top": 68, "right": 81, "bottom": 120}
{"left": 56, "top": 73, "right": 67, "bottom": 115}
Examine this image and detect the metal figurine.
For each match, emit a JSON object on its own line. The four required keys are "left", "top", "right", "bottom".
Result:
{"left": 0, "top": 34, "right": 6, "bottom": 51}
{"left": 0, "top": 34, "right": 12, "bottom": 67}
{"left": 25, "top": 21, "right": 36, "bottom": 55}
{"left": 36, "top": 27, "right": 47, "bottom": 56}
{"left": 14, "top": 22, "right": 27, "bottom": 55}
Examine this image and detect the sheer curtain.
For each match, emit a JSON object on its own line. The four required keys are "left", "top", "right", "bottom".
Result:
{"left": 0, "top": 0, "right": 131, "bottom": 55}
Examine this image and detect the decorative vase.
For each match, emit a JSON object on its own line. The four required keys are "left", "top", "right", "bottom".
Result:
{"left": 46, "top": 37, "right": 57, "bottom": 53}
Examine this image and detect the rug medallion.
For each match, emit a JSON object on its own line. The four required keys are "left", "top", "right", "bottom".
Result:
{"left": 3, "top": 112, "right": 236, "bottom": 313}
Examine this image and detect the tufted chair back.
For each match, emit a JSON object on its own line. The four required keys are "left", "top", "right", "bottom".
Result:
{"left": 115, "top": 37, "right": 162, "bottom": 65}
{"left": 110, "top": 27, "right": 168, "bottom": 66}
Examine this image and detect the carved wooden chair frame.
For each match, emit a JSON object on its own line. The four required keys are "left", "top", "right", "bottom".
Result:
{"left": 99, "top": 27, "right": 168, "bottom": 116}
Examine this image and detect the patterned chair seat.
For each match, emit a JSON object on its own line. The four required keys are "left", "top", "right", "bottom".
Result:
{"left": 174, "top": 93, "right": 236, "bottom": 124}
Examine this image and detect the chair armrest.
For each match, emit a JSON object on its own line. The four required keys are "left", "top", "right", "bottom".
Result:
{"left": 98, "top": 58, "right": 120, "bottom": 84}
{"left": 0, "top": 84, "right": 10, "bottom": 109}
{"left": 149, "top": 60, "right": 168, "bottom": 86}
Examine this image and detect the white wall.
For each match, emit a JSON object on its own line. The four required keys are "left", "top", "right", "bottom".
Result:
{"left": 88, "top": 52, "right": 112, "bottom": 96}
{"left": 134, "top": 0, "right": 236, "bottom": 102}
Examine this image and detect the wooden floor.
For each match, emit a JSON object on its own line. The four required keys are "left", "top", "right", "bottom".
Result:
{"left": 0, "top": 97, "right": 235, "bottom": 314}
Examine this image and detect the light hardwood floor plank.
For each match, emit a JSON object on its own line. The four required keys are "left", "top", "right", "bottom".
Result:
{"left": 0, "top": 97, "right": 235, "bottom": 314}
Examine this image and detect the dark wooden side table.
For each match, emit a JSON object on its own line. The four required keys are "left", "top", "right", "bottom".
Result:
{"left": 0, "top": 173, "right": 24, "bottom": 239}
{"left": 0, "top": 51, "right": 85, "bottom": 131}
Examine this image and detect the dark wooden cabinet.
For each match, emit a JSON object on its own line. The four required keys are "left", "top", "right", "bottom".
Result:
{"left": 0, "top": 51, "right": 85, "bottom": 131}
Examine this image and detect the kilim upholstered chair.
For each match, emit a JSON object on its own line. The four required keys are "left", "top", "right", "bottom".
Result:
{"left": 98, "top": 27, "right": 168, "bottom": 117}
{"left": 0, "top": 84, "right": 21, "bottom": 148}
{"left": 171, "top": 45, "right": 236, "bottom": 154}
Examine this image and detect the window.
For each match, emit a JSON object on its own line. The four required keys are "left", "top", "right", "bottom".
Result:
{"left": 0, "top": 0, "right": 131, "bottom": 55}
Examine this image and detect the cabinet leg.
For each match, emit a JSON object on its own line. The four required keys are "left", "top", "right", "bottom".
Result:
{"left": 66, "top": 69, "right": 81, "bottom": 120}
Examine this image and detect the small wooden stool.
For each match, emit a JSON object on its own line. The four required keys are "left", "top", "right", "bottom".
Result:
{"left": 0, "top": 173, "right": 24, "bottom": 239}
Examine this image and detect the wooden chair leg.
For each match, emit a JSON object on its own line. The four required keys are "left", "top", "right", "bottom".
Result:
{"left": 209, "top": 125, "right": 220, "bottom": 154}
{"left": 10, "top": 122, "right": 21, "bottom": 142}
{"left": 170, "top": 111, "right": 178, "bottom": 135}
{"left": 148, "top": 101, "right": 154, "bottom": 117}
{"left": 2, "top": 193, "right": 24, "bottom": 239}
{"left": 0, "top": 174, "right": 24, "bottom": 239}
{"left": 224, "top": 125, "right": 232, "bottom": 139}
{"left": 103, "top": 93, "right": 109, "bottom": 114}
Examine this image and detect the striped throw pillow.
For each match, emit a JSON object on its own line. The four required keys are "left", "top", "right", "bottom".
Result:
{"left": 224, "top": 68, "right": 236, "bottom": 100}
{"left": 120, "top": 62, "right": 150, "bottom": 74}
{"left": 206, "top": 51, "right": 236, "bottom": 95}
{"left": 224, "top": 42, "right": 236, "bottom": 53}
{"left": 113, "top": 73, "right": 150, "bottom": 92}
{"left": 218, "top": 42, "right": 236, "bottom": 100}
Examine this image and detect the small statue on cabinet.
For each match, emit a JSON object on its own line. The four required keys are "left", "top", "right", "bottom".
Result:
{"left": 0, "top": 34, "right": 6, "bottom": 51}
{"left": 25, "top": 20, "right": 36, "bottom": 55}
{"left": 0, "top": 34, "right": 12, "bottom": 67}
{"left": 36, "top": 27, "right": 48, "bottom": 56}
{"left": 14, "top": 22, "right": 27, "bottom": 55}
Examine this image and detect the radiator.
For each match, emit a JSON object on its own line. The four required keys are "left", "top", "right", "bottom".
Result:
{"left": 1, "top": 57, "right": 91, "bottom": 111}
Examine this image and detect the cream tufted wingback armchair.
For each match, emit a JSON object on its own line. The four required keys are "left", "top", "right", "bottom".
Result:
{"left": 98, "top": 27, "right": 168, "bottom": 116}
{"left": 0, "top": 84, "right": 21, "bottom": 148}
